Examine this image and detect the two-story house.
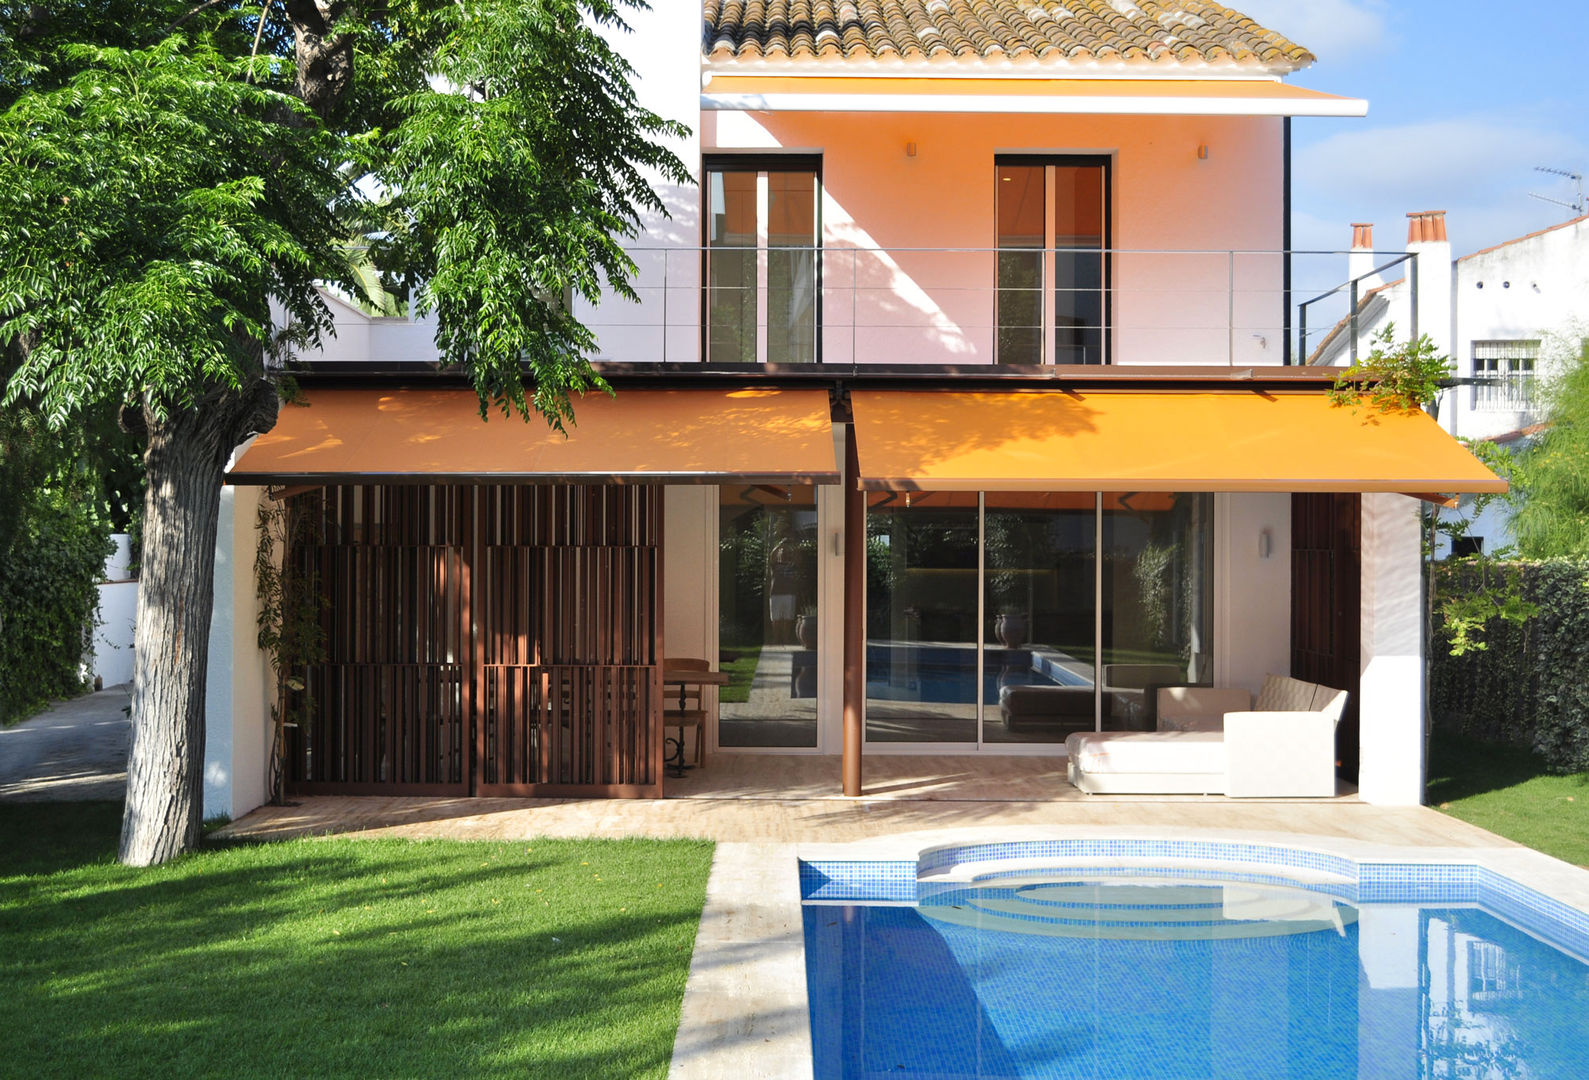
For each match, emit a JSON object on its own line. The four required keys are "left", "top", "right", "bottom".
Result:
{"left": 201, "top": 1, "right": 1503, "bottom": 822}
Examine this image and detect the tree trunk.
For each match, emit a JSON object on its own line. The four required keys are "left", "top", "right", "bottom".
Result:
{"left": 119, "top": 382, "right": 277, "bottom": 866}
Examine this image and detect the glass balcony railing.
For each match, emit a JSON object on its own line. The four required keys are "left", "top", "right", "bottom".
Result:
{"left": 575, "top": 246, "right": 1422, "bottom": 369}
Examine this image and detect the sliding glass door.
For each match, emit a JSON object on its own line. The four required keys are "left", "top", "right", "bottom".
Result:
{"left": 996, "top": 157, "right": 1110, "bottom": 366}
{"left": 717, "top": 484, "right": 821, "bottom": 748}
{"left": 983, "top": 493, "right": 1097, "bottom": 744}
{"left": 705, "top": 157, "right": 819, "bottom": 365}
{"left": 864, "top": 494, "right": 979, "bottom": 744}
{"left": 863, "top": 491, "right": 1211, "bottom": 747}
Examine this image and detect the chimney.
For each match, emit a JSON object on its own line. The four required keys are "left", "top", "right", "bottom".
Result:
{"left": 1405, "top": 210, "right": 1452, "bottom": 365}
{"left": 1348, "top": 223, "right": 1382, "bottom": 289}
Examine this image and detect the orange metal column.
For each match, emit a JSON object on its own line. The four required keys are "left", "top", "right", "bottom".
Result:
{"left": 842, "top": 427, "right": 864, "bottom": 797}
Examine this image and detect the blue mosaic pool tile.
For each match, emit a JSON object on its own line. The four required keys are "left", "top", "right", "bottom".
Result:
{"left": 800, "top": 860, "right": 914, "bottom": 901}
{"left": 1357, "top": 862, "right": 1478, "bottom": 903}
{"left": 1476, "top": 866, "right": 1589, "bottom": 962}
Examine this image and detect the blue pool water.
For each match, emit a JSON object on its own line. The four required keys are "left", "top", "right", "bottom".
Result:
{"left": 803, "top": 866, "right": 1589, "bottom": 1080}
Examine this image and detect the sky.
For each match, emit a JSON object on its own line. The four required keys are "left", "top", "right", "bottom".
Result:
{"left": 1235, "top": 0, "right": 1589, "bottom": 257}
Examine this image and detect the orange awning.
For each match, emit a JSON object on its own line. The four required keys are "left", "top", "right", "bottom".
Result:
{"left": 701, "top": 76, "right": 1367, "bottom": 117}
{"left": 227, "top": 388, "right": 839, "bottom": 485}
{"left": 850, "top": 390, "right": 1506, "bottom": 497}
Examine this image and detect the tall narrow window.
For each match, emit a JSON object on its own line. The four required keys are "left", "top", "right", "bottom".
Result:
{"left": 705, "top": 157, "right": 819, "bottom": 364}
{"left": 996, "top": 157, "right": 1109, "bottom": 365}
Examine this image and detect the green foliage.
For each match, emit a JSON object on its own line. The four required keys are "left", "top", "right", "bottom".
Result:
{"left": 1431, "top": 559, "right": 1589, "bottom": 773}
{"left": 1510, "top": 339, "right": 1589, "bottom": 558}
{"left": 0, "top": 461, "right": 112, "bottom": 725}
{"left": 0, "top": 1, "right": 690, "bottom": 861}
{"left": 382, "top": 0, "right": 691, "bottom": 429}
{"left": 1130, "top": 540, "right": 1177, "bottom": 649}
{"left": 1327, "top": 323, "right": 1451, "bottom": 413}
{"left": 0, "top": 802, "right": 713, "bottom": 1079}
{"left": 0, "top": 36, "right": 351, "bottom": 425}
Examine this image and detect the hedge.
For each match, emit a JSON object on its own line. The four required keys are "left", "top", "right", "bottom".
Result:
{"left": 0, "top": 496, "right": 112, "bottom": 726}
{"left": 1430, "top": 559, "right": 1589, "bottom": 773}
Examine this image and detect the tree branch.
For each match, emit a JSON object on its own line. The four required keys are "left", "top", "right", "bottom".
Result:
{"left": 162, "top": 0, "right": 233, "bottom": 35}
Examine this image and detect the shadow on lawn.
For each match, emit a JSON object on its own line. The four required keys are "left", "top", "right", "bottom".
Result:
{"left": 1426, "top": 733, "right": 1589, "bottom": 803}
{"left": 0, "top": 802, "right": 708, "bottom": 1080}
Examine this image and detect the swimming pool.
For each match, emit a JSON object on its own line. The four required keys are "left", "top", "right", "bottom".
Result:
{"left": 800, "top": 842, "right": 1589, "bottom": 1080}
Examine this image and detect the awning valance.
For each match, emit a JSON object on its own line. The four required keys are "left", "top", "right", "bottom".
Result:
{"left": 849, "top": 390, "right": 1507, "bottom": 497}
{"left": 227, "top": 388, "right": 839, "bottom": 485}
{"left": 701, "top": 76, "right": 1367, "bottom": 117}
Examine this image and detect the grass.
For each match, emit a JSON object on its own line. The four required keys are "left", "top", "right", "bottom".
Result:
{"left": 1427, "top": 733, "right": 1589, "bottom": 867}
{"left": 0, "top": 803, "right": 713, "bottom": 1079}
{"left": 717, "top": 646, "right": 763, "bottom": 704}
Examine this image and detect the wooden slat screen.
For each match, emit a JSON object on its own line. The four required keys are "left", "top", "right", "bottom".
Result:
{"left": 283, "top": 483, "right": 662, "bottom": 798}
{"left": 475, "top": 486, "right": 661, "bottom": 796}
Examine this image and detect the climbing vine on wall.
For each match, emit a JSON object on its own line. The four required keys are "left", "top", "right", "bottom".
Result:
{"left": 254, "top": 493, "right": 326, "bottom": 803}
{"left": 1431, "top": 559, "right": 1589, "bottom": 773}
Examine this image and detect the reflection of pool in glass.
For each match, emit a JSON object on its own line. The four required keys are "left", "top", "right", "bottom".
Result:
{"left": 802, "top": 846, "right": 1589, "bottom": 1080}
{"left": 865, "top": 644, "right": 1092, "bottom": 706}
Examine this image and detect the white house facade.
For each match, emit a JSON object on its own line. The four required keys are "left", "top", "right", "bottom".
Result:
{"left": 201, "top": 1, "right": 1502, "bottom": 822}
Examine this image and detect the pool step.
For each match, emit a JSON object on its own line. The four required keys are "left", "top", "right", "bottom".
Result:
{"left": 920, "top": 875, "right": 1356, "bottom": 940}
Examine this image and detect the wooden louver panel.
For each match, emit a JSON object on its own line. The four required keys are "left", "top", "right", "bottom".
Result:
{"left": 284, "top": 483, "right": 662, "bottom": 798}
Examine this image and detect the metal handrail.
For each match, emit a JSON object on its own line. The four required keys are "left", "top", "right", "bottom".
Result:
{"left": 1295, "top": 252, "right": 1417, "bottom": 364}
{"left": 572, "top": 246, "right": 1424, "bottom": 368}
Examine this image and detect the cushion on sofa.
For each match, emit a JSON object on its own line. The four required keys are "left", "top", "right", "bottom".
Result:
{"left": 1254, "top": 674, "right": 1321, "bottom": 712}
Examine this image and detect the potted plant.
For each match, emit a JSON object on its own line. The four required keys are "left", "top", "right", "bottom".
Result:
{"left": 795, "top": 603, "right": 819, "bottom": 649}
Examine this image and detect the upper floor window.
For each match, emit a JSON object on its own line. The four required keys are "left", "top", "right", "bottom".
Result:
{"left": 996, "top": 156, "right": 1110, "bottom": 366}
{"left": 1472, "top": 339, "right": 1538, "bottom": 411}
{"left": 705, "top": 156, "right": 820, "bottom": 364}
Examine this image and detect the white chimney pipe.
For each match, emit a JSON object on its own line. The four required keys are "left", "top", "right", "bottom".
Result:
{"left": 1406, "top": 210, "right": 1453, "bottom": 361}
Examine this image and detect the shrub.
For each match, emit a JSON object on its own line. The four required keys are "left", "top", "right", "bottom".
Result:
{"left": 1431, "top": 559, "right": 1589, "bottom": 773}
{"left": 0, "top": 490, "right": 113, "bottom": 725}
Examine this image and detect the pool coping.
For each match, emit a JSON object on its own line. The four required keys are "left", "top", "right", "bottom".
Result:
{"left": 668, "top": 824, "right": 1589, "bottom": 1080}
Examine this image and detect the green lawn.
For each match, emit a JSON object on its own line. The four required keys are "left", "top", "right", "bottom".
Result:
{"left": 717, "top": 647, "right": 762, "bottom": 704}
{"left": 0, "top": 803, "right": 713, "bottom": 1079}
{"left": 1427, "top": 734, "right": 1589, "bottom": 868}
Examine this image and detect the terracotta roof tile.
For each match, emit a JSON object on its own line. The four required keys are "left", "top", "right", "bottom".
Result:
{"left": 708, "top": 0, "right": 1315, "bottom": 69}
{"left": 706, "top": 1, "right": 1314, "bottom": 71}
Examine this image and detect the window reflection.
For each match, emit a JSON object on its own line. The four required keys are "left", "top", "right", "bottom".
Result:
{"left": 860, "top": 491, "right": 1213, "bottom": 743}
{"left": 1100, "top": 493, "right": 1214, "bottom": 730}
{"left": 865, "top": 493, "right": 978, "bottom": 744}
{"left": 705, "top": 162, "right": 819, "bottom": 365}
{"left": 984, "top": 493, "right": 1096, "bottom": 745}
{"left": 718, "top": 485, "right": 818, "bottom": 748}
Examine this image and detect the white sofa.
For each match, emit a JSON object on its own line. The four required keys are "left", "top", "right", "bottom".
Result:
{"left": 1064, "top": 674, "right": 1349, "bottom": 797}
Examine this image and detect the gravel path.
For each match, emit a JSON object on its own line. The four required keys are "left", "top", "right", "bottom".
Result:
{"left": 0, "top": 685, "right": 131, "bottom": 802}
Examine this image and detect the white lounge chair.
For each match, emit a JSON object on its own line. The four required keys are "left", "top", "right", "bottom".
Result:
{"left": 1065, "top": 674, "right": 1349, "bottom": 798}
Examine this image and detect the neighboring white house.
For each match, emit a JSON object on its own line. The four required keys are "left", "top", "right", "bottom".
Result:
{"left": 92, "top": 533, "right": 138, "bottom": 688}
{"left": 1307, "top": 211, "right": 1589, "bottom": 554}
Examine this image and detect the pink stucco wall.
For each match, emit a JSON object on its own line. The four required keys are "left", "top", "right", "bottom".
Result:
{"left": 696, "top": 109, "right": 1287, "bottom": 367}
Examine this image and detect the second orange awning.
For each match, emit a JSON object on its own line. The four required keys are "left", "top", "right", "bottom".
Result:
{"left": 850, "top": 389, "right": 1507, "bottom": 496}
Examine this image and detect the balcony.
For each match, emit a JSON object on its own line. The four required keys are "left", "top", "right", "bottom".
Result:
{"left": 580, "top": 247, "right": 1420, "bottom": 371}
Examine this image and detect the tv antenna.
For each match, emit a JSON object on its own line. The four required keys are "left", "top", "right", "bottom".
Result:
{"left": 1529, "top": 166, "right": 1586, "bottom": 218}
